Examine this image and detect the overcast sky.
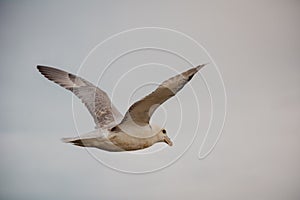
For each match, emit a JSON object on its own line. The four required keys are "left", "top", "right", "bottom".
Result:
{"left": 0, "top": 1, "right": 300, "bottom": 200}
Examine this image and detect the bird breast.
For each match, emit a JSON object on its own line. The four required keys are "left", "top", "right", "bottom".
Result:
{"left": 109, "top": 133, "right": 156, "bottom": 151}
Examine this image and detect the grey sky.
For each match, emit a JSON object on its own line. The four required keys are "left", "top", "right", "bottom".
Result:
{"left": 1, "top": 0, "right": 300, "bottom": 199}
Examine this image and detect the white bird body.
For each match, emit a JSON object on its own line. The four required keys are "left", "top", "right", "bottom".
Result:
{"left": 62, "top": 124, "right": 164, "bottom": 151}
{"left": 37, "top": 64, "right": 206, "bottom": 152}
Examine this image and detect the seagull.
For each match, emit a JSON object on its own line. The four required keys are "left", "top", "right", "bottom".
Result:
{"left": 37, "top": 64, "right": 206, "bottom": 152}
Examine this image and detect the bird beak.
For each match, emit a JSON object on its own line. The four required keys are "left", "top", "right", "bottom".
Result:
{"left": 164, "top": 136, "right": 173, "bottom": 146}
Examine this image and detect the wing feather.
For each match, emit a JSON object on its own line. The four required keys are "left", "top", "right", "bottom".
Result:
{"left": 115, "top": 64, "right": 207, "bottom": 128}
{"left": 37, "top": 65, "right": 122, "bottom": 128}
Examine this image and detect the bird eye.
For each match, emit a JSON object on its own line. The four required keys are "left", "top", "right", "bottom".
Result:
{"left": 162, "top": 129, "right": 166, "bottom": 134}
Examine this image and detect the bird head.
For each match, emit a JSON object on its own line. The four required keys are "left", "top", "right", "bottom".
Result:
{"left": 158, "top": 128, "right": 173, "bottom": 146}
{"left": 151, "top": 124, "right": 172, "bottom": 146}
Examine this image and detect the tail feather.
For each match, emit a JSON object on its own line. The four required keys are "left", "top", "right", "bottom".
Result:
{"left": 61, "top": 137, "right": 85, "bottom": 147}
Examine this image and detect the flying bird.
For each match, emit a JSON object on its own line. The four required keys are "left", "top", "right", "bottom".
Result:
{"left": 37, "top": 64, "right": 206, "bottom": 151}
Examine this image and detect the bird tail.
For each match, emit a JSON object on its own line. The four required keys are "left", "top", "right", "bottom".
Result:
{"left": 61, "top": 137, "right": 85, "bottom": 147}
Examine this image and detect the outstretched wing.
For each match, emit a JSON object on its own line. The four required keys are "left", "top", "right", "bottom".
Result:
{"left": 37, "top": 65, "right": 122, "bottom": 128}
{"left": 114, "top": 64, "right": 207, "bottom": 130}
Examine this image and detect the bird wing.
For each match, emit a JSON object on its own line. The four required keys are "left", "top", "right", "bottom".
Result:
{"left": 113, "top": 64, "right": 206, "bottom": 131}
{"left": 37, "top": 65, "right": 122, "bottom": 128}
